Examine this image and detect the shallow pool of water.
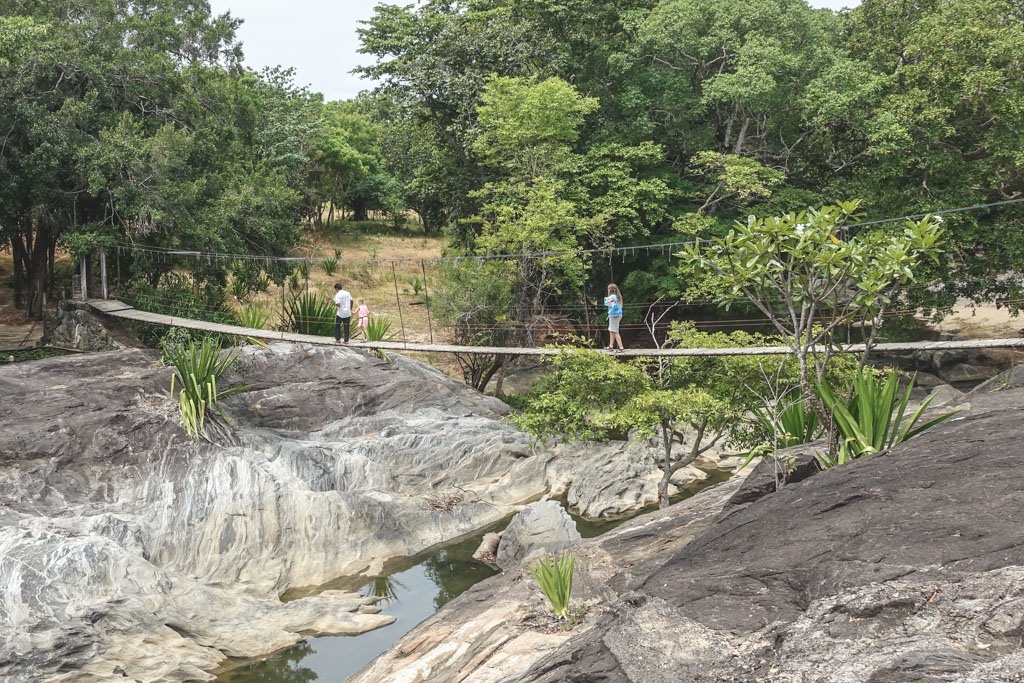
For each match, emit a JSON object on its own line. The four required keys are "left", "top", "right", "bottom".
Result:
{"left": 215, "top": 524, "right": 502, "bottom": 683}
{"left": 215, "top": 468, "right": 734, "bottom": 683}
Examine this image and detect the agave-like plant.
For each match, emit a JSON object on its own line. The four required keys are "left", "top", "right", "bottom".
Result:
{"left": 283, "top": 291, "right": 335, "bottom": 337}
{"left": 527, "top": 552, "right": 575, "bottom": 618}
{"left": 815, "top": 368, "right": 960, "bottom": 468}
{"left": 364, "top": 314, "right": 397, "bottom": 342}
{"left": 363, "top": 314, "right": 397, "bottom": 362}
{"left": 164, "top": 337, "right": 249, "bottom": 439}
{"left": 236, "top": 302, "right": 270, "bottom": 330}
{"left": 752, "top": 388, "right": 821, "bottom": 449}
{"left": 321, "top": 256, "right": 339, "bottom": 276}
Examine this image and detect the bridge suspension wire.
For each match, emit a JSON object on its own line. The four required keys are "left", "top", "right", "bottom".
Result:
{"left": 106, "top": 196, "right": 1024, "bottom": 267}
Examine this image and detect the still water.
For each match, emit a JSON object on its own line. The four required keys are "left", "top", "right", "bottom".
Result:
{"left": 215, "top": 469, "right": 733, "bottom": 683}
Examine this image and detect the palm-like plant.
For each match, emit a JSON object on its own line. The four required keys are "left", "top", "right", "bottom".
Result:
{"left": 815, "top": 368, "right": 960, "bottom": 468}
{"left": 364, "top": 314, "right": 396, "bottom": 342}
{"left": 283, "top": 292, "right": 335, "bottom": 336}
{"left": 164, "top": 337, "right": 249, "bottom": 439}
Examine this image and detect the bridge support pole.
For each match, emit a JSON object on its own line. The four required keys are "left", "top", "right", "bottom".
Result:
{"left": 392, "top": 261, "right": 407, "bottom": 344}
{"left": 77, "top": 257, "right": 88, "bottom": 301}
{"left": 99, "top": 246, "right": 108, "bottom": 299}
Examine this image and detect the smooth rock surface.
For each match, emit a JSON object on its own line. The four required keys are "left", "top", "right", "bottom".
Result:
{"left": 0, "top": 337, "right": 736, "bottom": 682}
{"left": 352, "top": 385, "right": 1024, "bottom": 683}
{"left": 0, "top": 344, "right": 545, "bottom": 682}
{"left": 494, "top": 500, "right": 581, "bottom": 571}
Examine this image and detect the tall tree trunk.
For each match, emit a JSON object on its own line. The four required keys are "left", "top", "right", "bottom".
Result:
{"left": 11, "top": 220, "right": 53, "bottom": 319}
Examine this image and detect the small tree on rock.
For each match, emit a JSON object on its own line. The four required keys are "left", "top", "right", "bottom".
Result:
{"left": 677, "top": 201, "right": 944, "bottom": 432}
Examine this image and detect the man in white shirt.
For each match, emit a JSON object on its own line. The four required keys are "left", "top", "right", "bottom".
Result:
{"left": 333, "top": 282, "right": 353, "bottom": 343}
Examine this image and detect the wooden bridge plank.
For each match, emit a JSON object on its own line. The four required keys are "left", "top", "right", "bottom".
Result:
{"left": 87, "top": 300, "right": 1024, "bottom": 357}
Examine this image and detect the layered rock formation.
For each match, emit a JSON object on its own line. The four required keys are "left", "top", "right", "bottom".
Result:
{"left": 0, "top": 344, "right": 550, "bottom": 682}
{"left": 350, "top": 380, "right": 1024, "bottom": 682}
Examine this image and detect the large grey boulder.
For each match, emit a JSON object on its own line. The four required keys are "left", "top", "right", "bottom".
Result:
{"left": 495, "top": 500, "right": 581, "bottom": 570}
{"left": 350, "top": 385, "right": 1024, "bottom": 683}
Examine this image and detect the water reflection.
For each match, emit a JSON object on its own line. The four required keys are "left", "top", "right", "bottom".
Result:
{"left": 217, "top": 641, "right": 317, "bottom": 683}
{"left": 216, "top": 527, "right": 502, "bottom": 683}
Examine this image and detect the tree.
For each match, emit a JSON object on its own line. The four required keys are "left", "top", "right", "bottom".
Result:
{"left": 677, "top": 201, "right": 944, "bottom": 429}
{"left": 839, "top": 0, "right": 1024, "bottom": 309}
{"left": 0, "top": 2, "right": 329, "bottom": 318}
{"left": 518, "top": 325, "right": 789, "bottom": 508}
{"left": 308, "top": 100, "right": 397, "bottom": 226}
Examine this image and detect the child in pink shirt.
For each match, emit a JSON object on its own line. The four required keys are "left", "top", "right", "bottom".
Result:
{"left": 356, "top": 298, "right": 370, "bottom": 339}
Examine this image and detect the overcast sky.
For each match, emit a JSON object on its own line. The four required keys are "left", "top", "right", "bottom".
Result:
{"left": 207, "top": 0, "right": 863, "bottom": 102}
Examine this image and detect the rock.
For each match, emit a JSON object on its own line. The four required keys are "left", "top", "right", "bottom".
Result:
{"left": 0, "top": 343, "right": 559, "bottom": 681}
{"left": 722, "top": 447, "right": 820, "bottom": 512}
{"left": 490, "top": 362, "right": 549, "bottom": 396}
{"left": 563, "top": 438, "right": 674, "bottom": 518}
{"left": 495, "top": 501, "right": 581, "bottom": 571}
{"left": 926, "top": 383, "right": 965, "bottom": 407}
{"left": 347, "top": 468, "right": 752, "bottom": 683}
{"left": 911, "top": 347, "right": 968, "bottom": 375}
{"left": 351, "top": 386, "right": 1024, "bottom": 683}
{"left": 942, "top": 362, "right": 998, "bottom": 384}
{"left": 43, "top": 300, "right": 141, "bottom": 351}
{"left": 912, "top": 370, "right": 945, "bottom": 387}
{"left": 473, "top": 532, "right": 501, "bottom": 565}
{"left": 968, "top": 364, "right": 1024, "bottom": 396}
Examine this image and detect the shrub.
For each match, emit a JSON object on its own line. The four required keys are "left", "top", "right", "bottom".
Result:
{"left": 365, "top": 314, "right": 396, "bottom": 342}
{"left": 321, "top": 256, "right": 339, "bottom": 276}
{"left": 364, "top": 314, "right": 397, "bottom": 362}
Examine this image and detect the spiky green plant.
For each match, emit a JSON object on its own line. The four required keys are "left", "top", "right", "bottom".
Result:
{"left": 236, "top": 302, "right": 270, "bottom": 330}
{"left": 321, "top": 256, "right": 339, "bottom": 276}
{"left": 283, "top": 291, "right": 335, "bottom": 336}
{"left": 363, "top": 314, "right": 397, "bottom": 362}
{"left": 815, "top": 368, "right": 960, "bottom": 468}
{"left": 752, "top": 389, "right": 821, "bottom": 449}
{"left": 527, "top": 552, "right": 575, "bottom": 618}
{"left": 164, "top": 337, "right": 249, "bottom": 439}
{"left": 364, "top": 314, "right": 396, "bottom": 342}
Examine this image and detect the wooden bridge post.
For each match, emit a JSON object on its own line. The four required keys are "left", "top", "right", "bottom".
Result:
{"left": 420, "top": 259, "right": 433, "bottom": 344}
{"left": 99, "top": 246, "right": 108, "bottom": 299}
{"left": 77, "top": 256, "right": 88, "bottom": 300}
{"left": 391, "top": 261, "right": 407, "bottom": 343}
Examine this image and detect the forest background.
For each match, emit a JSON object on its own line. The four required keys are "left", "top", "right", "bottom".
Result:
{"left": 1, "top": 0, "right": 1023, "bottom": 367}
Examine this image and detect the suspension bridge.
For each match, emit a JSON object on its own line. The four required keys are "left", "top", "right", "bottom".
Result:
{"left": 88, "top": 299, "right": 1024, "bottom": 358}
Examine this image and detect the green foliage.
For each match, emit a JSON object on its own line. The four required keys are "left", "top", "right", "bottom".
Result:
{"left": 404, "top": 276, "right": 424, "bottom": 297}
{"left": 131, "top": 273, "right": 234, "bottom": 347}
{"left": 678, "top": 202, "right": 945, "bottom": 436}
{"left": 0, "top": 3, "right": 314, "bottom": 318}
{"left": 687, "top": 151, "right": 786, "bottom": 213}
{"left": 283, "top": 292, "right": 335, "bottom": 336}
{"left": 752, "top": 389, "right": 822, "bottom": 449}
{"left": 516, "top": 349, "right": 650, "bottom": 443}
{"left": 321, "top": 256, "right": 339, "bottom": 276}
{"left": 236, "top": 303, "right": 271, "bottom": 330}
{"left": 474, "top": 76, "right": 599, "bottom": 176}
{"left": 527, "top": 552, "right": 575, "bottom": 618}
{"left": 364, "top": 315, "right": 396, "bottom": 342}
{"left": 815, "top": 368, "right": 960, "bottom": 468}
{"left": 163, "top": 337, "right": 248, "bottom": 439}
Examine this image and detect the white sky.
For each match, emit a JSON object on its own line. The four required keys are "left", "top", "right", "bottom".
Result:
{"left": 207, "top": 0, "right": 862, "bottom": 102}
